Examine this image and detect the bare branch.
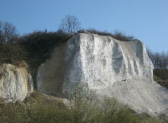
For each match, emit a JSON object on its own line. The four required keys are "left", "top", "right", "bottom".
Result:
{"left": 59, "top": 15, "right": 81, "bottom": 34}
{"left": 0, "top": 22, "right": 17, "bottom": 43}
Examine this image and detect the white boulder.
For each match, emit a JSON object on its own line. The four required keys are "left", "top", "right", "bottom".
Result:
{"left": 0, "top": 63, "right": 33, "bottom": 102}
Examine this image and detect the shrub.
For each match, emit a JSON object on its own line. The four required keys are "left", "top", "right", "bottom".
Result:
{"left": 154, "top": 69, "right": 168, "bottom": 80}
{"left": 78, "top": 29, "right": 135, "bottom": 41}
{"left": 0, "top": 90, "right": 164, "bottom": 123}
{"left": 154, "top": 75, "right": 161, "bottom": 81}
{"left": 0, "top": 43, "right": 27, "bottom": 66}
{"left": 68, "top": 85, "right": 163, "bottom": 123}
{"left": 113, "top": 30, "right": 135, "bottom": 41}
{"left": 18, "top": 31, "right": 71, "bottom": 88}
{"left": 0, "top": 91, "right": 71, "bottom": 123}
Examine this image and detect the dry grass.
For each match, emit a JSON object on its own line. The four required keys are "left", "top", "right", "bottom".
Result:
{"left": 0, "top": 91, "right": 164, "bottom": 123}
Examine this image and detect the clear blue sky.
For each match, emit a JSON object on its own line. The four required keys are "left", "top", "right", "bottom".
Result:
{"left": 0, "top": 0, "right": 167, "bottom": 52}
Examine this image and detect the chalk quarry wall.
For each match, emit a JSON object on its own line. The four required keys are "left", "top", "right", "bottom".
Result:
{"left": 0, "top": 64, "right": 33, "bottom": 102}
{"left": 37, "top": 33, "right": 168, "bottom": 115}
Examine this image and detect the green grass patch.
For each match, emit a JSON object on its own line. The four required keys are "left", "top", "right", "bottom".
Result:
{"left": 154, "top": 75, "right": 161, "bottom": 81}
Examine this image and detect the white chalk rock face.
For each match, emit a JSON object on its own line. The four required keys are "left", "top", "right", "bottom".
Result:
{"left": 63, "top": 34, "right": 153, "bottom": 90}
{"left": 0, "top": 64, "right": 33, "bottom": 102}
{"left": 37, "top": 33, "right": 168, "bottom": 115}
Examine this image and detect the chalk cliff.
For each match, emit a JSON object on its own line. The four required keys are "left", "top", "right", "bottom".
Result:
{"left": 37, "top": 33, "right": 168, "bottom": 115}
{"left": 0, "top": 64, "right": 33, "bottom": 102}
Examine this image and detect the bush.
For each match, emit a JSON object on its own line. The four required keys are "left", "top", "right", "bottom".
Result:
{"left": 113, "top": 30, "right": 135, "bottom": 41}
{"left": 19, "top": 31, "right": 70, "bottom": 66}
{"left": 154, "top": 69, "right": 168, "bottom": 80}
{"left": 158, "top": 80, "right": 168, "bottom": 89}
{"left": 0, "top": 90, "right": 164, "bottom": 123}
{"left": 68, "top": 86, "right": 163, "bottom": 123}
{"left": 0, "top": 91, "right": 71, "bottom": 123}
{"left": 154, "top": 75, "right": 161, "bottom": 81}
{"left": 18, "top": 31, "right": 71, "bottom": 88}
{"left": 0, "top": 43, "right": 27, "bottom": 66}
{"left": 78, "top": 29, "right": 135, "bottom": 41}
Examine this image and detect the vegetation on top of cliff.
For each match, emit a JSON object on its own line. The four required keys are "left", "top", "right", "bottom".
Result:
{"left": 59, "top": 15, "right": 81, "bottom": 34}
{"left": 0, "top": 21, "right": 18, "bottom": 43}
{"left": 59, "top": 15, "right": 135, "bottom": 41}
{"left": 0, "top": 19, "right": 168, "bottom": 88}
{"left": 18, "top": 30, "right": 70, "bottom": 88}
{"left": 19, "top": 30, "right": 70, "bottom": 67}
{"left": 0, "top": 20, "right": 135, "bottom": 68}
{"left": 78, "top": 29, "right": 136, "bottom": 41}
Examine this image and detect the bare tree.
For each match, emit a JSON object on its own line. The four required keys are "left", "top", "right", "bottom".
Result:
{"left": 147, "top": 49, "right": 168, "bottom": 69}
{"left": 147, "top": 49, "right": 168, "bottom": 80}
{"left": 59, "top": 15, "right": 80, "bottom": 34}
{"left": 0, "top": 21, "right": 17, "bottom": 43}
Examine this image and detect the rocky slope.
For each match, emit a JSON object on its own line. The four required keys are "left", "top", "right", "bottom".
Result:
{"left": 37, "top": 33, "right": 168, "bottom": 115}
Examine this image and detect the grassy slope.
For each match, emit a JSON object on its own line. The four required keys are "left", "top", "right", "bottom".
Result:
{"left": 0, "top": 91, "right": 165, "bottom": 123}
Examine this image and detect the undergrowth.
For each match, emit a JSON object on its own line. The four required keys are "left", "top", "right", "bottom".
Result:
{"left": 0, "top": 90, "right": 165, "bottom": 123}
{"left": 154, "top": 75, "right": 161, "bottom": 81}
